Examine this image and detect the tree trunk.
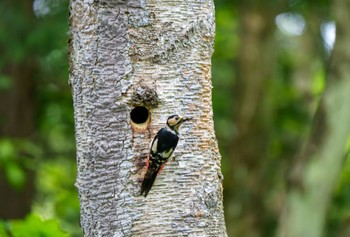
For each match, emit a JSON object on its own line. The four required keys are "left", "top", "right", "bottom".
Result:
{"left": 277, "top": 0, "right": 350, "bottom": 236}
{"left": 69, "top": 0, "right": 227, "bottom": 236}
{"left": 0, "top": 60, "right": 37, "bottom": 219}
{"left": 0, "top": 0, "right": 37, "bottom": 219}
{"left": 227, "top": 5, "right": 277, "bottom": 236}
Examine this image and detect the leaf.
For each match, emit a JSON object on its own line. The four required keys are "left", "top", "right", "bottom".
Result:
{"left": 9, "top": 214, "right": 68, "bottom": 237}
{"left": 0, "top": 75, "right": 13, "bottom": 90}
{"left": 5, "top": 162, "right": 26, "bottom": 191}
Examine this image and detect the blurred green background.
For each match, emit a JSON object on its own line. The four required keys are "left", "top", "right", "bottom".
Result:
{"left": 0, "top": 0, "right": 349, "bottom": 236}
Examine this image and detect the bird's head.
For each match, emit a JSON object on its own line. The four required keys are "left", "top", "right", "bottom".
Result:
{"left": 166, "top": 114, "right": 191, "bottom": 132}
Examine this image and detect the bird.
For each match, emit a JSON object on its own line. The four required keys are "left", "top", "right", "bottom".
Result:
{"left": 140, "top": 114, "right": 190, "bottom": 197}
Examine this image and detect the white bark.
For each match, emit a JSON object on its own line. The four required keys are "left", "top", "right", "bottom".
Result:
{"left": 69, "top": 0, "right": 226, "bottom": 236}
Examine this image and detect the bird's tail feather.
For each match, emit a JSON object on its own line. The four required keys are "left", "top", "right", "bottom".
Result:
{"left": 140, "top": 170, "right": 158, "bottom": 197}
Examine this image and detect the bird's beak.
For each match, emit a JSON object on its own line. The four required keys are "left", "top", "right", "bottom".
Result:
{"left": 178, "top": 116, "right": 184, "bottom": 124}
{"left": 180, "top": 116, "right": 192, "bottom": 123}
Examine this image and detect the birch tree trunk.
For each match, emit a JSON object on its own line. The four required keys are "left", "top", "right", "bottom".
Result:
{"left": 277, "top": 0, "right": 350, "bottom": 236}
{"left": 69, "top": 0, "right": 226, "bottom": 236}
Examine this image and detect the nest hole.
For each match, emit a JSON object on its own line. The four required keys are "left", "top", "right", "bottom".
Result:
{"left": 130, "top": 106, "right": 150, "bottom": 131}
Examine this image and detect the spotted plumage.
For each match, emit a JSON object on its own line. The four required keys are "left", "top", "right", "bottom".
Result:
{"left": 140, "top": 114, "right": 190, "bottom": 197}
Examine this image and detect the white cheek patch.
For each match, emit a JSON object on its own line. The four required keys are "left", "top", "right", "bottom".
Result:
{"left": 168, "top": 118, "right": 178, "bottom": 127}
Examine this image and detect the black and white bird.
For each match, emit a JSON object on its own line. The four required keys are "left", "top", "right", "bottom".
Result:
{"left": 140, "top": 114, "right": 190, "bottom": 197}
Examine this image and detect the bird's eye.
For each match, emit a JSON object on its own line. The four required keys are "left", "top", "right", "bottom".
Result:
{"left": 175, "top": 116, "right": 179, "bottom": 120}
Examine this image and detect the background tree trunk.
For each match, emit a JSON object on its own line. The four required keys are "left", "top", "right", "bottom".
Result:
{"left": 277, "top": 0, "right": 350, "bottom": 236}
{"left": 227, "top": 4, "right": 278, "bottom": 236}
{"left": 0, "top": 0, "right": 37, "bottom": 219}
{"left": 0, "top": 60, "right": 37, "bottom": 219}
{"left": 69, "top": 0, "right": 227, "bottom": 236}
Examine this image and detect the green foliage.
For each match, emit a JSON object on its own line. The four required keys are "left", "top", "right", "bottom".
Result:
{"left": 212, "top": 2, "right": 238, "bottom": 170}
{"left": 0, "top": 139, "right": 42, "bottom": 190}
{"left": 33, "top": 160, "right": 80, "bottom": 236}
{"left": 0, "top": 75, "right": 12, "bottom": 90}
{"left": 0, "top": 139, "right": 24, "bottom": 190}
{"left": 311, "top": 69, "right": 325, "bottom": 96}
{"left": 0, "top": 221, "right": 7, "bottom": 237}
{"left": 214, "top": 7, "right": 238, "bottom": 60}
{"left": 2, "top": 214, "right": 68, "bottom": 237}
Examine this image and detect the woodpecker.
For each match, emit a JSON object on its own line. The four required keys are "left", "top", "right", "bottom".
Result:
{"left": 140, "top": 114, "right": 190, "bottom": 197}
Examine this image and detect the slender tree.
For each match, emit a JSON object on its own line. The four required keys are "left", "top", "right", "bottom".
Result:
{"left": 0, "top": 0, "right": 37, "bottom": 219}
{"left": 277, "top": 0, "right": 350, "bottom": 236}
{"left": 227, "top": 3, "right": 280, "bottom": 236}
{"left": 69, "top": 0, "right": 227, "bottom": 236}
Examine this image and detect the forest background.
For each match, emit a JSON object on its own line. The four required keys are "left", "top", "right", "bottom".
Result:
{"left": 1, "top": 0, "right": 349, "bottom": 236}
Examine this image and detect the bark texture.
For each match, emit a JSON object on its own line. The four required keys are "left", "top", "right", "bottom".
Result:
{"left": 69, "top": 0, "right": 226, "bottom": 236}
{"left": 277, "top": 0, "right": 350, "bottom": 236}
